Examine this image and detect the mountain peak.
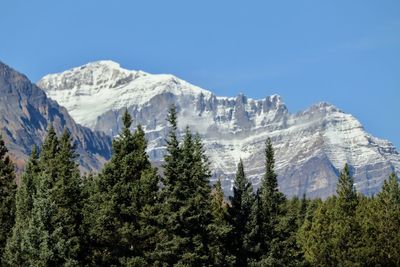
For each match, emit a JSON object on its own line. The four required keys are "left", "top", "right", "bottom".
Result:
{"left": 32, "top": 62, "right": 400, "bottom": 198}
{"left": 82, "top": 60, "right": 122, "bottom": 70}
{"left": 37, "top": 61, "right": 212, "bottom": 127}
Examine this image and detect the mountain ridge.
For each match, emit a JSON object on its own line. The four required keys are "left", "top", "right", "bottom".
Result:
{"left": 0, "top": 61, "right": 112, "bottom": 173}
{"left": 36, "top": 60, "right": 400, "bottom": 198}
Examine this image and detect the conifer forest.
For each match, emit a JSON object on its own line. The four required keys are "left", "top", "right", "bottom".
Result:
{"left": 0, "top": 105, "right": 399, "bottom": 267}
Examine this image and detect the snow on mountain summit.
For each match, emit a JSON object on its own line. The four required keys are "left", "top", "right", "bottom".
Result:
{"left": 38, "top": 60, "right": 212, "bottom": 127}
{"left": 37, "top": 60, "right": 400, "bottom": 198}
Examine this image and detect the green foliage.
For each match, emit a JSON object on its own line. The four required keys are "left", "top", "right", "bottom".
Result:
{"left": 0, "top": 135, "right": 17, "bottom": 262}
{"left": 336, "top": 163, "right": 358, "bottom": 214}
{"left": 13, "top": 127, "right": 84, "bottom": 266}
{"left": 331, "top": 164, "right": 361, "bottom": 266}
{"left": 154, "top": 106, "right": 213, "bottom": 266}
{"left": 84, "top": 110, "right": 159, "bottom": 266}
{"left": 357, "top": 172, "right": 400, "bottom": 266}
{"left": 298, "top": 164, "right": 362, "bottom": 266}
{"left": 209, "top": 179, "right": 235, "bottom": 266}
{"left": 3, "top": 146, "right": 39, "bottom": 265}
{"left": 228, "top": 159, "right": 254, "bottom": 266}
{"left": 3, "top": 109, "right": 400, "bottom": 267}
{"left": 257, "top": 138, "right": 286, "bottom": 262}
{"left": 298, "top": 197, "right": 337, "bottom": 266}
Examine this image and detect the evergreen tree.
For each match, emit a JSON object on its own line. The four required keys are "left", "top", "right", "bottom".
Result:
{"left": 336, "top": 164, "right": 358, "bottom": 213}
{"left": 84, "top": 110, "right": 159, "bottom": 266}
{"left": 39, "top": 125, "right": 59, "bottom": 179}
{"left": 209, "top": 179, "right": 235, "bottom": 266}
{"left": 0, "top": 134, "right": 17, "bottom": 262}
{"left": 162, "top": 104, "right": 180, "bottom": 193}
{"left": 154, "top": 107, "right": 213, "bottom": 266}
{"left": 152, "top": 105, "right": 185, "bottom": 265}
{"left": 298, "top": 164, "right": 361, "bottom": 266}
{"left": 228, "top": 159, "right": 254, "bottom": 266}
{"left": 298, "top": 193, "right": 307, "bottom": 225}
{"left": 331, "top": 164, "right": 360, "bottom": 266}
{"left": 23, "top": 170, "right": 57, "bottom": 266}
{"left": 50, "top": 129, "right": 83, "bottom": 265}
{"left": 3, "top": 146, "right": 39, "bottom": 265}
{"left": 16, "top": 127, "right": 84, "bottom": 266}
{"left": 297, "top": 197, "right": 337, "bottom": 266}
{"left": 358, "top": 173, "right": 400, "bottom": 266}
{"left": 182, "top": 131, "right": 213, "bottom": 265}
{"left": 254, "top": 138, "right": 286, "bottom": 265}
{"left": 21, "top": 126, "right": 60, "bottom": 266}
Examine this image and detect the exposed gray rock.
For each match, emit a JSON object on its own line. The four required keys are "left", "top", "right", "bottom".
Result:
{"left": 37, "top": 60, "right": 400, "bottom": 198}
{"left": 0, "top": 61, "right": 111, "bottom": 173}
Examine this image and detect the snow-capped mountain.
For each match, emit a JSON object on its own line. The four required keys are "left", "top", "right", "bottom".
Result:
{"left": 37, "top": 60, "right": 400, "bottom": 198}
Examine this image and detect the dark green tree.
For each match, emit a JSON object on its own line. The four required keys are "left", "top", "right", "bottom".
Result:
{"left": 50, "top": 129, "right": 83, "bottom": 265}
{"left": 254, "top": 138, "right": 286, "bottom": 265}
{"left": 297, "top": 197, "right": 337, "bottom": 266}
{"left": 84, "top": 110, "right": 159, "bottom": 266}
{"left": 38, "top": 125, "right": 59, "bottom": 179}
{"left": 154, "top": 107, "right": 213, "bottom": 266}
{"left": 331, "top": 164, "right": 360, "bottom": 266}
{"left": 228, "top": 159, "right": 254, "bottom": 267}
{"left": 358, "top": 172, "right": 400, "bottom": 266}
{"left": 209, "top": 179, "right": 235, "bottom": 266}
{"left": 20, "top": 125, "right": 60, "bottom": 266}
{"left": 0, "top": 134, "right": 17, "bottom": 262}
{"left": 17, "top": 127, "right": 84, "bottom": 266}
{"left": 336, "top": 164, "right": 358, "bottom": 213}
{"left": 298, "top": 164, "right": 361, "bottom": 266}
{"left": 152, "top": 105, "right": 184, "bottom": 266}
{"left": 3, "top": 146, "right": 39, "bottom": 265}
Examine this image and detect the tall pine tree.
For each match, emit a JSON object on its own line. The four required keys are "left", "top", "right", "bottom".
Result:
{"left": 0, "top": 134, "right": 16, "bottom": 262}
{"left": 154, "top": 106, "right": 213, "bottom": 266}
{"left": 332, "top": 164, "right": 360, "bottom": 266}
{"left": 209, "top": 179, "right": 235, "bottom": 266}
{"left": 3, "top": 146, "right": 39, "bottom": 265}
{"left": 50, "top": 129, "right": 83, "bottom": 265}
{"left": 84, "top": 110, "right": 159, "bottom": 266}
{"left": 228, "top": 159, "right": 254, "bottom": 267}
{"left": 358, "top": 172, "right": 400, "bottom": 265}
{"left": 17, "top": 126, "right": 84, "bottom": 266}
{"left": 153, "top": 105, "right": 184, "bottom": 266}
{"left": 21, "top": 125, "right": 59, "bottom": 266}
{"left": 256, "top": 138, "right": 286, "bottom": 265}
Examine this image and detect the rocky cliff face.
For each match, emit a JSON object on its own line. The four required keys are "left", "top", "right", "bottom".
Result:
{"left": 0, "top": 61, "right": 111, "bottom": 172}
{"left": 37, "top": 60, "right": 400, "bottom": 198}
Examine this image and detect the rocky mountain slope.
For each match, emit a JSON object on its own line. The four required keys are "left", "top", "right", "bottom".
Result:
{"left": 0, "top": 61, "right": 111, "bottom": 173}
{"left": 37, "top": 60, "right": 399, "bottom": 198}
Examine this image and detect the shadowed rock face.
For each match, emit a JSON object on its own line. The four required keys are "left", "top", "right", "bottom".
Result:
{"left": 36, "top": 61, "right": 400, "bottom": 198}
{"left": 0, "top": 61, "right": 111, "bottom": 173}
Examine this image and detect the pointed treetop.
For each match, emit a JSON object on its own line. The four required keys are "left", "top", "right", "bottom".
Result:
{"left": 379, "top": 172, "right": 400, "bottom": 204}
{"left": 30, "top": 145, "right": 38, "bottom": 160}
{"left": 122, "top": 108, "right": 132, "bottom": 130}
{"left": 337, "top": 164, "right": 356, "bottom": 198}
{"left": 263, "top": 137, "right": 278, "bottom": 192}
{"left": 0, "top": 134, "right": 8, "bottom": 159}
{"left": 58, "top": 128, "right": 77, "bottom": 163}
{"left": 235, "top": 159, "right": 246, "bottom": 188}
{"left": 25, "top": 145, "right": 39, "bottom": 174}
{"left": 182, "top": 126, "right": 193, "bottom": 148}
{"left": 133, "top": 124, "right": 147, "bottom": 150}
{"left": 164, "top": 104, "right": 180, "bottom": 156}
{"left": 336, "top": 164, "right": 358, "bottom": 212}
{"left": 40, "top": 124, "right": 59, "bottom": 164}
{"left": 167, "top": 104, "right": 178, "bottom": 131}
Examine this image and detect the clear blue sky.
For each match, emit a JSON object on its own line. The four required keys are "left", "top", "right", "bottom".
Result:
{"left": 1, "top": 0, "right": 399, "bottom": 147}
